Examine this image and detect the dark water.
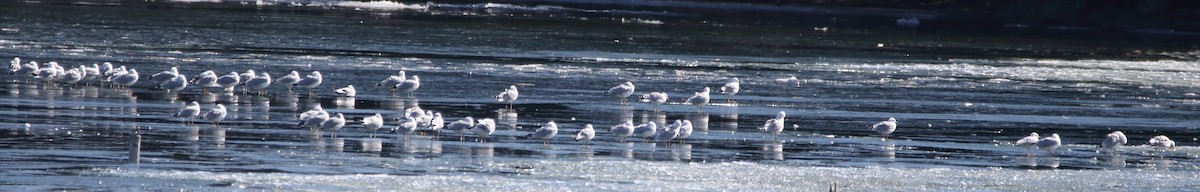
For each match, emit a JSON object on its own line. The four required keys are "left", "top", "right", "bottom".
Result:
{"left": 1, "top": 0, "right": 1198, "bottom": 190}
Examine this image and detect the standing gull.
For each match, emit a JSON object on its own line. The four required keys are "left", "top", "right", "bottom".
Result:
{"left": 497, "top": 85, "right": 519, "bottom": 109}
{"left": 1100, "top": 131, "right": 1127, "bottom": 151}
{"left": 427, "top": 112, "right": 444, "bottom": 137}
{"left": 654, "top": 120, "right": 679, "bottom": 143}
{"left": 632, "top": 122, "right": 657, "bottom": 142}
{"left": 242, "top": 73, "right": 272, "bottom": 96}
{"left": 445, "top": 116, "right": 475, "bottom": 141}
{"left": 202, "top": 104, "right": 227, "bottom": 127}
{"left": 362, "top": 113, "right": 384, "bottom": 138}
{"left": 576, "top": 124, "right": 596, "bottom": 145}
{"left": 610, "top": 120, "right": 635, "bottom": 142}
{"left": 640, "top": 92, "right": 668, "bottom": 112}
{"left": 238, "top": 69, "right": 256, "bottom": 94}
{"left": 759, "top": 111, "right": 786, "bottom": 141}
{"left": 150, "top": 67, "right": 179, "bottom": 83}
{"left": 676, "top": 120, "right": 693, "bottom": 143}
{"left": 607, "top": 81, "right": 635, "bottom": 105}
{"left": 292, "top": 71, "right": 323, "bottom": 96}
{"left": 719, "top": 77, "right": 740, "bottom": 103}
{"left": 192, "top": 70, "right": 218, "bottom": 94}
{"left": 172, "top": 101, "right": 201, "bottom": 124}
{"left": 526, "top": 121, "right": 558, "bottom": 146}
{"left": 298, "top": 106, "right": 329, "bottom": 131}
{"left": 108, "top": 68, "right": 139, "bottom": 88}
{"left": 322, "top": 113, "right": 346, "bottom": 137}
{"left": 685, "top": 87, "right": 711, "bottom": 112}
{"left": 376, "top": 70, "right": 406, "bottom": 96}
{"left": 1037, "top": 133, "right": 1062, "bottom": 156}
{"left": 1015, "top": 132, "right": 1040, "bottom": 154}
{"left": 396, "top": 117, "right": 419, "bottom": 139}
{"left": 869, "top": 118, "right": 897, "bottom": 139}
{"left": 157, "top": 74, "right": 189, "bottom": 92}
{"left": 394, "top": 75, "right": 420, "bottom": 98}
{"left": 469, "top": 118, "right": 497, "bottom": 142}
{"left": 275, "top": 71, "right": 301, "bottom": 93}
{"left": 215, "top": 72, "right": 240, "bottom": 92}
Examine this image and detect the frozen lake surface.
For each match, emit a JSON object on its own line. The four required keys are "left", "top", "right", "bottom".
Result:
{"left": 1, "top": 0, "right": 1199, "bottom": 190}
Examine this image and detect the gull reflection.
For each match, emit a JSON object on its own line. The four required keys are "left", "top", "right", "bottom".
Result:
{"left": 472, "top": 143, "right": 495, "bottom": 165}
{"left": 181, "top": 125, "right": 200, "bottom": 142}
{"left": 276, "top": 94, "right": 299, "bottom": 111}
{"left": 334, "top": 97, "right": 355, "bottom": 109}
{"left": 204, "top": 127, "right": 226, "bottom": 148}
{"left": 382, "top": 97, "right": 405, "bottom": 111}
{"left": 674, "top": 143, "right": 692, "bottom": 161}
{"left": 762, "top": 142, "right": 784, "bottom": 160}
{"left": 689, "top": 113, "right": 710, "bottom": 132}
{"left": 720, "top": 107, "right": 738, "bottom": 131}
{"left": 361, "top": 138, "right": 383, "bottom": 153}
{"left": 1099, "top": 154, "right": 1126, "bottom": 168}
{"left": 498, "top": 109, "right": 518, "bottom": 130}
{"left": 872, "top": 140, "right": 896, "bottom": 159}
{"left": 1017, "top": 155, "right": 1037, "bottom": 167}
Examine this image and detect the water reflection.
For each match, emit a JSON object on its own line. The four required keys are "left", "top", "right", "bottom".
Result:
{"left": 719, "top": 107, "right": 738, "bottom": 131}
{"left": 1039, "top": 157, "right": 1061, "bottom": 168}
{"left": 641, "top": 111, "right": 665, "bottom": 127}
{"left": 872, "top": 140, "right": 896, "bottom": 159}
{"left": 689, "top": 113, "right": 710, "bottom": 132}
{"left": 204, "top": 127, "right": 226, "bottom": 148}
{"left": 497, "top": 109, "right": 518, "bottom": 130}
{"left": 472, "top": 143, "right": 495, "bottom": 165}
{"left": 334, "top": 97, "right": 355, "bottom": 109}
{"left": 181, "top": 125, "right": 200, "bottom": 142}
{"left": 361, "top": 138, "right": 383, "bottom": 153}
{"left": 760, "top": 142, "right": 784, "bottom": 160}
{"left": 381, "top": 97, "right": 405, "bottom": 111}
{"left": 1099, "top": 154, "right": 1126, "bottom": 168}
{"left": 276, "top": 94, "right": 299, "bottom": 111}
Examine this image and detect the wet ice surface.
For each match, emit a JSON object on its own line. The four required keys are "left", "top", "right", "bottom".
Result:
{"left": 2, "top": 0, "right": 1200, "bottom": 190}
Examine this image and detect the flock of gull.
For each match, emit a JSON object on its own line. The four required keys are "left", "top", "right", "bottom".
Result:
{"left": 6, "top": 57, "right": 1181, "bottom": 155}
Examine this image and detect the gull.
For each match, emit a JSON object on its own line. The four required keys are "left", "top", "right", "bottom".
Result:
{"left": 297, "top": 106, "right": 329, "bottom": 131}
{"left": 375, "top": 70, "right": 405, "bottom": 96}
{"left": 82, "top": 64, "right": 100, "bottom": 85}
{"left": 445, "top": 116, "right": 475, "bottom": 141}
{"left": 191, "top": 71, "right": 218, "bottom": 94}
{"left": 394, "top": 75, "right": 420, "bottom": 98}
{"left": 639, "top": 92, "right": 668, "bottom": 112}
{"left": 275, "top": 71, "right": 300, "bottom": 93}
{"left": 469, "top": 118, "right": 496, "bottom": 142}
{"left": 526, "top": 121, "right": 558, "bottom": 146}
{"left": 201, "top": 104, "right": 227, "bottom": 127}
{"left": 215, "top": 72, "right": 240, "bottom": 92}
{"left": 719, "top": 77, "right": 740, "bottom": 103}
{"left": 1150, "top": 135, "right": 1176, "bottom": 150}
{"left": 1037, "top": 133, "right": 1062, "bottom": 156}
{"left": 869, "top": 117, "right": 897, "bottom": 139}
{"left": 362, "top": 113, "right": 384, "bottom": 137}
{"left": 632, "top": 122, "right": 657, "bottom": 142}
{"left": 238, "top": 69, "right": 256, "bottom": 94}
{"left": 33, "top": 62, "right": 62, "bottom": 85}
{"left": 497, "top": 85, "right": 519, "bottom": 109}
{"left": 1100, "top": 131, "right": 1127, "bottom": 151}
{"left": 606, "top": 81, "right": 635, "bottom": 105}
{"left": 654, "top": 120, "right": 680, "bottom": 143}
{"left": 12, "top": 60, "right": 38, "bottom": 83}
{"left": 396, "top": 117, "right": 419, "bottom": 139}
{"left": 676, "top": 120, "right": 693, "bottom": 143}
{"left": 576, "top": 124, "right": 595, "bottom": 145}
{"left": 59, "top": 68, "right": 84, "bottom": 86}
{"left": 334, "top": 85, "right": 356, "bottom": 97}
{"left": 172, "top": 101, "right": 201, "bottom": 124}
{"left": 685, "top": 87, "right": 711, "bottom": 112}
{"left": 7, "top": 57, "right": 20, "bottom": 75}
{"left": 404, "top": 107, "right": 427, "bottom": 123}
{"left": 322, "top": 113, "right": 346, "bottom": 137}
{"left": 157, "top": 74, "right": 188, "bottom": 92}
{"left": 759, "top": 111, "right": 786, "bottom": 140}
{"left": 107, "top": 68, "right": 139, "bottom": 88}
{"left": 242, "top": 73, "right": 272, "bottom": 96}
{"left": 428, "top": 112, "right": 444, "bottom": 137}
{"left": 1015, "top": 132, "right": 1040, "bottom": 154}
{"left": 292, "top": 71, "right": 323, "bottom": 96}
{"left": 150, "top": 67, "right": 179, "bottom": 83}
{"left": 610, "top": 120, "right": 635, "bottom": 142}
